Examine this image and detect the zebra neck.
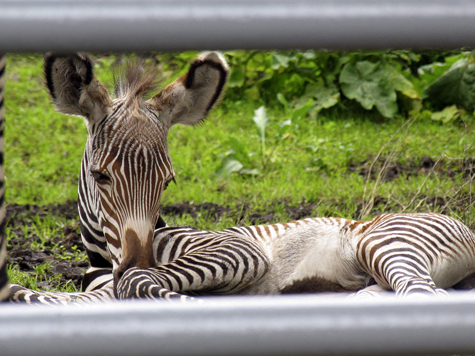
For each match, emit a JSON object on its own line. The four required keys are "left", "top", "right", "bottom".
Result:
{"left": 78, "top": 139, "right": 111, "bottom": 267}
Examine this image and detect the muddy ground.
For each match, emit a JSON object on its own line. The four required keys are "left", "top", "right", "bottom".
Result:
{"left": 5, "top": 156, "right": 475, "bottom": 291}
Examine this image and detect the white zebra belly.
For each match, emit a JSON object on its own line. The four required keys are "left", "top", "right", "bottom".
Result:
{"left": 431, "top": 256, "right": 475, "bottom": 288}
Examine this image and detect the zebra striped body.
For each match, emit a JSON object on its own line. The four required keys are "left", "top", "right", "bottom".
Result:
{"left": 118, "top": 227, "right": 271, "bottom": 299}
{"left": 0, "top": 55, "right": 7, "bottom": 302}
{"left": 117, "top": 213, "right": 475, "bottom": 299}
{"left": 9, "top": 210, "right": 475, "bottom": 302}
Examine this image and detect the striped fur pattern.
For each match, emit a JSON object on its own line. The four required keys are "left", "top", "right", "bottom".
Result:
{"left": 8, "top": 52, "right": 229, "bottom": 304}
{"left": 117, "top": 227, "right": 270, "bottom": 299}
{"left": 9, "top": 267, "right": 115, "bottom": 304}
{"left": 9, "top": 209, "right": 475, "bottom": 302}
{"left": 353, "top": 213, "right": 475, "bottom": 296}
{"left": 9, "top": 280, "right": 114, "bottom": 305}
{"left": 115, "top": 213, "right": 475, "bottom": 299}
{"left": 0, "top": 55, "right": 7, "bottom": 302}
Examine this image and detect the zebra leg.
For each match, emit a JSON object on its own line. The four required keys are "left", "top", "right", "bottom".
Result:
{"left": 0, "top": 55, "right": 8, "bottom": 302}
{"left": 8, "top": 267, "right": 115, "bottom": 305}
{"left": 8, "top": 283, "right": 115, "bottom": 305}
{"left": 394, "top": 276, "right": 448, "bottom": 297}
{"left": 116, "top": 267, "right": 196, "bottom": 302}
{"left": 376, "top": 249, "right": 448, "bottom": 297}
{"left": 116, "top": 235, "right": 270, "bottom": 301}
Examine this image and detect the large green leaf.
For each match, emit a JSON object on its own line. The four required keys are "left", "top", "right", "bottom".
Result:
{"left": 430, "top": 105, "right": 461, "bottom": 124}
{"left": 215, "top": 156, "right": 243, "bottom": 177}
{"left": 339, "top": 61, "right": 398, "bottom": 118}
{"left": 417, "top": 54, "right": 466, "bottom": 88}
{"left": 424, "top": 58, "right": 475, "bottom": 111}
{"left": 303, "top": 78, "right": 340, "bottom": 112}
{"left": 253, "top": 106, "right": 269, "bottom": 144}
{"left": 292, "top": 99, "right": 314, "bottom": 121}
{"left": 245, "top": 86, "right": 260, "bottom": 101}
{"left": 228, "top": 66, "right": 245, "bottom": 88}
{"left": 385, "top": 64, "right": 420, "bottom": 99}
{"left": 271, "top": 53, "right": 292, "bottom": 70}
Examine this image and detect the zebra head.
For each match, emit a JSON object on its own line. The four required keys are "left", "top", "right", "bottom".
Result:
{"left": 44, "top": 52, "right": 228, "bottom": 287}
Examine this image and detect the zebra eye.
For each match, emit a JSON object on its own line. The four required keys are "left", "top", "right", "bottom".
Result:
{"left": 91, "top": 170, "right": 111, "bottom": 184}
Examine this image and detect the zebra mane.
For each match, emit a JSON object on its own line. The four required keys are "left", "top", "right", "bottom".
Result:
{"left": 113, "top": 58, "right": 162, "bottom": 101}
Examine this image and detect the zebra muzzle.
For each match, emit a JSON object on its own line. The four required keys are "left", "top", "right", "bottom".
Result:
{"left": 114, "top": 228, "right": 155, "bottom": 285}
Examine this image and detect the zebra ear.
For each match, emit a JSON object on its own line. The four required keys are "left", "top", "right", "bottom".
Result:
{"left": 148, "top": 52, "right": 229, "bottom": 127}
{"left": 44, "top": 53, "right": 112, "bottom": 122}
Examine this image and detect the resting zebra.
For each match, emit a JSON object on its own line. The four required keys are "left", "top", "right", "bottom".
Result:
{"left": 116, "top": 213, "right": 475, "bottom": 300}
{"left": 13, "top": 212, "right": 475, "bottom": 303}
{"left": 5, "top": 53, "right": 475, "bottom": 303}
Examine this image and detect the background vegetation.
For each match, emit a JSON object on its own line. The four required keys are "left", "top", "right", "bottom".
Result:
{"left": 5, "top": 50, "right": 475, "bottom": 292}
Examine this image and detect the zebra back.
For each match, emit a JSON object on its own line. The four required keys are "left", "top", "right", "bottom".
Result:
{"left": 0, "top": 55, "right": 8, "bottom": 301}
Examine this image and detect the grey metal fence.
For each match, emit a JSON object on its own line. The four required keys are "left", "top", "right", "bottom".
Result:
{"left": 2, "top": 1, "right": 475, "bottom": 355}
{"left": 2, "top": 293, "right": 475, "bottom": 356}
{"left": 2, "top": 0, "right": 475, "bottom": 52}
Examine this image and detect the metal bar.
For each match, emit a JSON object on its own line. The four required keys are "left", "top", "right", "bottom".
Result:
{"left": 1, "top": 0, "right": 475, "bottom": 52}
{"left": 1, "top": 293, "right": 475, "bottom": 356}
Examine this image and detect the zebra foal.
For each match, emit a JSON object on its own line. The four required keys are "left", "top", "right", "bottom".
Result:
{"left": 4, "top": 53, "right": 475, "bottom": 303}
{"left": 117, "top": 213, "right": 475, "bottom": 300}
{"left": 8, "top": 51, "right": 229, "bottom": 303}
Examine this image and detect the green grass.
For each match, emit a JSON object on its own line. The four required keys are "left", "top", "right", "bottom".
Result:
{"left": 164, "top": 103, "right": 474, "bottom": 226}
{"left": 4, "top": 53, "right": 475, "bottom": 290}
{"left": 8, "top": 264, "right": 79, "bottom": 293}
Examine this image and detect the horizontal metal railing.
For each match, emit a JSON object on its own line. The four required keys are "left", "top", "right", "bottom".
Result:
{"left": 2, "top": 293, "right": 475, "bottom": 356}
{"left": 1, "top": 0, "right": 475, "bottom": 52}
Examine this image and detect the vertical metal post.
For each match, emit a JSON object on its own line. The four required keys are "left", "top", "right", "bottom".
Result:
{"left": 0, "top": 54, "right": 8, "bottom": 302}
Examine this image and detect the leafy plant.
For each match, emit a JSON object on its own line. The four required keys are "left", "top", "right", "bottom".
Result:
{"left": 216, "top": 106, "right": 294, "bottom": 177}
{"left": 215, "top": 136, "right": 260, "bottom": 177}
{"left": 340, "top": 61, "right": 398, "bottom": 118}
{"left": 222, "top": 50, "right": 426, "bottom": 119}
{"left": 298, "top": 78, "right": 340, "bottom": 114}
{"left": 424, "top": 53, "right": 475, "bottom": 111}
{"left": 253, "top": 106, "right": 269, "bottom": 164}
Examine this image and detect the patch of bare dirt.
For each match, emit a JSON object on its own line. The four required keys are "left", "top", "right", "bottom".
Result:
{"left": 162, "top": 202, "right": 232, "bottom": 220}
{"left": 349, "top": 156, "right": 475, "bottom": 182}
{"left": 6, "top": 202, "right": 87, "bottom": 290}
